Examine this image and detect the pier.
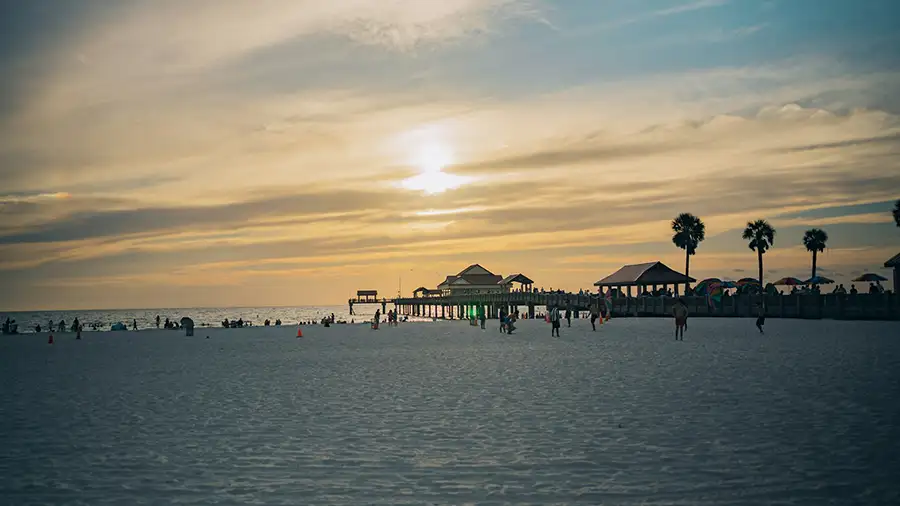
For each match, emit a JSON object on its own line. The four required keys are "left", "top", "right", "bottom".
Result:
{"left": 354, "top": 261, "right": 900, "bottom": 322}
{"left": 392, "top": 292, "right": 900, "bottom": 321}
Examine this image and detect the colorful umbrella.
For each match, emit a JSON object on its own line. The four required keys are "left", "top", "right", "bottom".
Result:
{"left": 805, "top": 275, "right": 834, "bottom": 285}
{"left": 852, "top": 273, "right": 888, "bottom": 282}
{"left": 773, "top": 277, "right": 805, "bottom": 286}
{"left": 706, "top": 281, "right": 725, "bottom": 304}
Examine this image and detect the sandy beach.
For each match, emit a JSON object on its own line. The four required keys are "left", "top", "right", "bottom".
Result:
{"left": 2, "top": 318, "right": 899, "bottom": 505}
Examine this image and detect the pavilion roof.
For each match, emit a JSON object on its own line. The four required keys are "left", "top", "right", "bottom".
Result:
{"left": 500, "top": 273, "right": 534, "bottom": 285}
{"left": 593, "top": 261, "right": 695, "bottom": 287}
{"left": 885, "top": 252, "right": 900, "bottom": 267}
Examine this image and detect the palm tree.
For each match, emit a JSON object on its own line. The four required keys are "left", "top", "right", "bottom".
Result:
{"left": 742, "top": 220, "right": 776, "bottom": 288}
{"left": 893, "top": 199, "right": 900, "bottom": 228}
{"left": 671, "top": 213, "right": 706, "bottom": 292}
{"left": 802, "top": 228, "right": 828, "bottom": 278}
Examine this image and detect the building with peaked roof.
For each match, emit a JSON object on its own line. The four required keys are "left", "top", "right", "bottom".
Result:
{"left": 499, "top": 273, "right": 534, "bottom": 293}
{"left": 593, "top": 261, "right": 694, "bottom": 296}
{"left": 437, "top": 264, "right": 506, "bottom": 296}
{"left": 885, "top": 253, "right": 900, "bottom": 293}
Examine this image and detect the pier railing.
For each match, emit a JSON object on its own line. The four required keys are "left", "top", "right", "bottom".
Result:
{"left": 394, "top": 292, "right": 899, "bottom": 321}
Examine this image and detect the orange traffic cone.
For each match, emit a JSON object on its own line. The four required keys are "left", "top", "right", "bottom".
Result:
{"left": 296, "top": 328, "right": 303, "bottom": 338}
{"left": 48, "top": 334, "right": 54, "bottom": 344}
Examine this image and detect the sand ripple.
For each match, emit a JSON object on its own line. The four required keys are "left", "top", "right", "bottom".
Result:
{"left": 2, "top": 318, "right": 899, "bottom": 504}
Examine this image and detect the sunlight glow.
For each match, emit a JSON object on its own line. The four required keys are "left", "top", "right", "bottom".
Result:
{"left": 399, "top": 141, "right": 473, "bottom": 194}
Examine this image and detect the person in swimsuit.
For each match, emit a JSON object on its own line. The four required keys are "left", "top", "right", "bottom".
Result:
{"left": 672, "top": 298, "right": 688, "bottom": 340}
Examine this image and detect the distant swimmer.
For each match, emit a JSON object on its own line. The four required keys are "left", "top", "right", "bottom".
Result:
{"left": 672, "top": 298, "right": 688, "bottom": 341}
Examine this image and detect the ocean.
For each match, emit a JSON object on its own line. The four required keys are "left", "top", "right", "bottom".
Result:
{"left": 0, "top": 306, "right": 392, "bottom": 332}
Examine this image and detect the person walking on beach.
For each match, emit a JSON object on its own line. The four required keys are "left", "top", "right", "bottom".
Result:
{"left": 155, "top": 315, "right": 160, "bottom": 328}
{"left": 478, "top": 306, "right": 486, "bottom": 330}
{"left": 506, "top": 312, "right": 517, "bottom": 334}
{"left": 590, "top": 301, "right": 600, "bottom": 331}
{"left": 755, "top": 303, "right": 766, "bottom": 334}
{"left": 549, "top": 305, "right": 561, "bottom": 337}
{"left": 499, "top": 308, "right": 507, "bottom": 332}
{"left": 673, "top": 298, "right": 688, "bottom": 341}
{"left": 565, "top": 307, "right": 572, "bottom": 327}
{"left": 132, "top": 319, "right": 138, "bottom": 331}
{"left": 373, "top": 309, "right": 380, "bottom": 330}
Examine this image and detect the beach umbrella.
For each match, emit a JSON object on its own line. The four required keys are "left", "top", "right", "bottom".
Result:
{"left": 852, "top": 273, "right": 888, "bottom": 282}
{"left": 720, "top": 280, "right": 737, "bottom": 288}
{"left": 805, "top": 275, "right": 834, "bottom": 285}
{"left": 693, "top": 278, "right": 721, "bottom": 295}
{"left": 737, "top": 277, "right": 760, "bottom": 286}
{"left": 706, "top": 281, "right": 725, "bottom": 303}
{"left": 773, "top": 277, "right": 804, "bottom": 286}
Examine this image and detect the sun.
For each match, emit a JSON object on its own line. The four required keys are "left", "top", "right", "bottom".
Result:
{"left": 400, "top": 143, "right": 472, "bottom": 194}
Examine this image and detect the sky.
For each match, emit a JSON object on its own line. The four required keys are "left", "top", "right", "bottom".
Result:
{"left": 1, "top": 0, "right": 899, "bottom": 310}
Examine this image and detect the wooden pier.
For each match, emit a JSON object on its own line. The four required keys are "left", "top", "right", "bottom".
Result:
{"left": 390, "top": 292, "right": 900, "bottom": 321}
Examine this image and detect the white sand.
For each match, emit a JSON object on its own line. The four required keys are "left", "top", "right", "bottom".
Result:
{"left": 2, "top": 318, "right": 899, "bottom": 504}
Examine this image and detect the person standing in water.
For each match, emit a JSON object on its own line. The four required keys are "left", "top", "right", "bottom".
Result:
{"left": 755, "top": 303, "right": 766, "bottom": 334}
{"left": 672, "top": 298, "right": 688, "bottom": 341}
{"left": 155, "top": 315, "right": 161, "bottom": 328}
{"left": 549, "top": 305, "right": 561, "bottom": 337}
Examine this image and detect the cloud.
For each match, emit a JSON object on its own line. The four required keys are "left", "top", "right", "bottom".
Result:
{"left": 653, "top": 0, "right": 729, "bottom": 17}
{"left": 1, "top": 0, "right": 899, "bottom": 310}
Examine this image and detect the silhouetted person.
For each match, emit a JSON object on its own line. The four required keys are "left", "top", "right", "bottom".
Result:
{"left": 673, "top": 298, "right": 688, "bottom": 340}
{"left": 550, "top": 306, "right": 561, "bottom": 337}
{"left": 590, "top": 303, "right": 600, "bottom": 331}
{"left": 133, "top": 319, "right": 138, "bottom": 331}
{"left": 35, "top": 324, "right": 42, "bottom": 333}
{"left": 755, "top": 303, "right": 766, "bottom": 334}
{"left": 58, "top": 320, "right": 66, "bottom": 333}
{"left": 850, "top": 284, "right": 858, "bottom": 295}
{"left": 565, "top": 307, "right": 571, "bottom": 327}
{"left": 156, "top": 315, "right": 161, "bottom": 328}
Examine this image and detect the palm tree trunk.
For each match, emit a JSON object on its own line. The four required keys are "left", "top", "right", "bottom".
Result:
{"left": 758, "top": 250, "right": 764, "bottom": 289}
{"left": 685, "top": 251, "right": 691, "bottom": 292}
{"left": 811, "top": 250, "right": 817, "bottom": 279}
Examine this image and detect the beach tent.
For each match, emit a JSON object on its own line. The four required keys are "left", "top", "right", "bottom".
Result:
{"left": 180, "top": 317, "right": 195, "bottom": 336}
